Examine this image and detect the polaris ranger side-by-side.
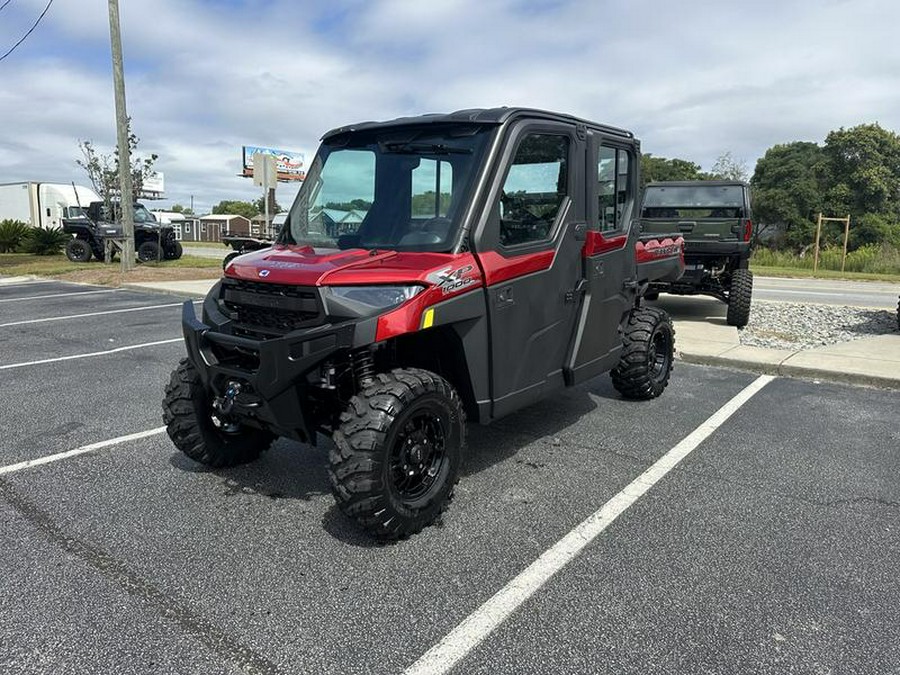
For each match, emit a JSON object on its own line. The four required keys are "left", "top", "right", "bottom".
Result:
{"left": 162, "top": 108, "right": 685, "bottom": 540}
{"left": 640, "top": 181, "right": 754, "bottom": 327}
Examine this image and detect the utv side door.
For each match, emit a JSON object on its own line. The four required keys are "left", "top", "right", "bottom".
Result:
{"left": 564, "top": 135, "right": 638, "bottom": 385}
{"left": 473, "top": 121, "right": 586, "bottom": 418}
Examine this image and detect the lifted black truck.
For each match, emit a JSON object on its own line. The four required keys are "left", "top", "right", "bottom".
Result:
{"left": 62, "top": 201, "right": 183, "bottom": 263}
{"left": 162, "top": 107, "right": 685, "bottom": 540}
{"left": 640, "top": 180, "right": 754, "bottom": 327}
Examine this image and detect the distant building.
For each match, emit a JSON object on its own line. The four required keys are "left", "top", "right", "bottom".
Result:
{"left": 183, "top": 214, "right": 252, "bottom": 243}
{"left": 250, "top": 211, "right": 287, "bottom": 239}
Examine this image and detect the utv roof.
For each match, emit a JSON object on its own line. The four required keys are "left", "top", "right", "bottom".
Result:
{"left": 645, "top": 180, "right": 750, "bottom": 188}
{"left": 321, "top": 107, "right": 634, "bottom": 141}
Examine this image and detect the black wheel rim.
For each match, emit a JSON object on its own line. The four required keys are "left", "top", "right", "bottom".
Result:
{"left": 648, "top": 327, "right": 671, "bottom": 381}
{"left": 389, "top": 409, "right": 447, "bottom": 505}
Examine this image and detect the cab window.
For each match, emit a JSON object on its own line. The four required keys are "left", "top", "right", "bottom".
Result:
{"left": 598, "top": 146, "right": 632, "bottom": 232}
{"left": 499, "top": 133, "right": 569, "bottom": 247}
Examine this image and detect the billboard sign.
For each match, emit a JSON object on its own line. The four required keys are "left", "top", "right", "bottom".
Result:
{"left": 242, "top": 146, "right": 305, "bottom": 181}
{"left": 139, "top": 172, "right": 164, "bottom": 199}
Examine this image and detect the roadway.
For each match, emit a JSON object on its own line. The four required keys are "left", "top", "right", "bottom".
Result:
{"left": 754, "top": 276, "right": 899, "bottom": 309}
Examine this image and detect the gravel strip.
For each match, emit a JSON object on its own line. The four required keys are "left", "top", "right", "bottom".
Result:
{"left": 740, "top": 301, "right": 897, "bottom": 350}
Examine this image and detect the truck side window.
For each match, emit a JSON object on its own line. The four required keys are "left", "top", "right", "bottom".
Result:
{"left": 598, "top": 146, "right": 632, "bottom": 232}
{"left": 499, "top": 134, "right": 569, "bottom": 247}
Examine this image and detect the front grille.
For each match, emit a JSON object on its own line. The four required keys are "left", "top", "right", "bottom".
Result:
{"left": 220, "top": 278, "right": 323, "bottom": 339}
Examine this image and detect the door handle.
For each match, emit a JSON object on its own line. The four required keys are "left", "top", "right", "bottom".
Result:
{"left": 496, "top": 286, "right": 514, "bottom": 306}
{"left": 678, "top": 221, "right": 696, "bottom": 232}
{"left": 573, "top": 223, "right": 587, "bottom": 241}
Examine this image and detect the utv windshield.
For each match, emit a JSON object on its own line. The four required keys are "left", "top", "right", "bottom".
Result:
{"left": 642, "top": 185, "right": 745, "bottom": 219}
{"left": 281, "top": 124, "right": 494, "bottom": 251}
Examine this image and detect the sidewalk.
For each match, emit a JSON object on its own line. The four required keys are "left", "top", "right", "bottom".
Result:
{"left": 124, "top": 280, "right": 900, "bottom": 390}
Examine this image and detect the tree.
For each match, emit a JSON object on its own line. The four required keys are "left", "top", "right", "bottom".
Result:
{"left": 820, "top": 123, "right": 900, "bottom": 220}
{"left": 751, "top": 141, "right": 825, "bottom": 248}
{"left": 640, "top": 154, "right": 705, "bottom": 186}
{"left": 171, "top": 203, "right": 194, "bottom": 215}
{"left": 709, "top": 151, "right": 749, "bottom": 182}
{"left": 253, "top": 194, "right": 283, "bottom": 215}
{"left": 211, "top": 200, "right": 258, "bottom": 219}
{"left": 76, "top": 119, "right": 158, "bottom": 203}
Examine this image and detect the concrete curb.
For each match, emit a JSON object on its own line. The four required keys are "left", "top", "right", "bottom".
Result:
{"left": 678, "top": 350, "right": 900, "bottom": 390}
{"left": 122, "top": 282, "right": 211, "bottom": 300}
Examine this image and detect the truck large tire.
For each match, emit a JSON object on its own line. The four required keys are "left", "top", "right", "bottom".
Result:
{"left": 162, "top": 358, "right": 274, "bottom": 467}
{"left": 329, "top": 368, "right": 465, "bottom": 541}
{"left": 726, "top": 269, "right": 753, "bottom": 328}
{"left": 65, "top": 238, "right": 93, "bottom": 263}
{"left": 137, "top": 240, "right": 162, "bottom": 262}
{"left": 611, "top": 306, "right": 675, "bottom": 400}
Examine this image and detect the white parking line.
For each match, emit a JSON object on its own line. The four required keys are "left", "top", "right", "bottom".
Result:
{"left": 0, "top": 289, "right": 120, "bottom": 303}
{"left": 0, "top": 427, "right": 167, "bottom": 476}
{"left": 0, "top": 301, "right": 199, "bottom": 327}
{"left": 0, "top": 338, "right": 182, "bottom": 370}
{"left": 403, "top": 374, "right": 775, "bottom": 675}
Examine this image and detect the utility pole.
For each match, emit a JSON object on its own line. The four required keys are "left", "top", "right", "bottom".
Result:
{"left": 107, "top": 0, "right": 135, "bottom": 271}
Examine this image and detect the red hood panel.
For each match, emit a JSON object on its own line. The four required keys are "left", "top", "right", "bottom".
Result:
{"left": 226, "top": 246, "right": 472, "bottom": 286}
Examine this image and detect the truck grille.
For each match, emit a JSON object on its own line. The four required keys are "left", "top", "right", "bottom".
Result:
{"left": 220, "top": 278, "right": 323, "bottom": 339}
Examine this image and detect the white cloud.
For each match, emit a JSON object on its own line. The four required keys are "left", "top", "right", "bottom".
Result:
{"left": 1, "top": 0, "right": 898, "bottom": 213}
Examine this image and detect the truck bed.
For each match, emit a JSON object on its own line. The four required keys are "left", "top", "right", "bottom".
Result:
{"left": 635, "top": 233, "right": 685, "bottom": 284}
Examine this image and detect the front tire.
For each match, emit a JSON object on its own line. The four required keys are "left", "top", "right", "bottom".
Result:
{"left": 611, "top": 306, "right": 675, "bottom": 400}
{"left": 137, "top": 240, "right": 162, "bottom": 262}
{"left": 726, "top": 268, "right": 753, "bottom": 327}
{"left": 162, "top": 358, "right": 274, "bottom": 467}
{"left": 65, "top": 238, "right": 93, "bottom": 263}
{"left": 329, "top": 368, "right": 465, "bottom": 541}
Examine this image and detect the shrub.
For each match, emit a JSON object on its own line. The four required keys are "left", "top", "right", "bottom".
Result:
{"left": 0, "top": 219, "right": 31, "bottom": 252}
{"left": 22, "top": 227, "right": 71, "bottom": 256}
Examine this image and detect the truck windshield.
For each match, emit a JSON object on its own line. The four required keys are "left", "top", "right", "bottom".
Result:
{"left": 642, "top": 185, "right": 745, "bottom": 219}
{"left": 280, "top": 125, "right": 494, "bottom": 251}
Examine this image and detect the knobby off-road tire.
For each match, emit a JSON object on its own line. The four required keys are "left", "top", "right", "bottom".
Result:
{"left": 329, "top": 368, "right": 466, "bottom": 541}
{"left": 223, "top": 251, "right": 241, "bottom": 270}
{"left": 137, "top": 240, "right": 162, "bottom": 263}
{"left": 65, "top": 238, "right": 92, "bottom": 263}
{"left": 611, "top": 306, "right": 675, "bottom": 400}
{"left": 165, "top": 241, "right": 184, "bottom": 260}
{"left": 162, "top": 358, "right": 274, "bottom": 467}
{"left": 726, "top": 268, "right": 753, "bottom": 328}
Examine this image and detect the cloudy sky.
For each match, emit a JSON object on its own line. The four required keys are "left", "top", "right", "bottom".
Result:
{"left": 1, "top": 0, "right": 898, "bottom": 214}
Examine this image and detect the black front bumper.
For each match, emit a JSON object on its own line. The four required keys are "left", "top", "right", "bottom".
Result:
{"left": 181, "top": 300, "right": 355, "bottom": 443}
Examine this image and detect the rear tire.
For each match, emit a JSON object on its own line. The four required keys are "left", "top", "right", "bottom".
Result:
{"left": 65, "top": 238, "right": 93, "bottom": 263}
{"left": 162, "top": 358, "right": 274, "bottom": 467}
{"left": 611, "top": 306, "right": 675, "bottom": 400}
{"left": 329, "top": 368, "right": 465, "bottom": 541}
{"left": 726, "top": 268, "right": 753, "bottom": 327}
{"left": 137, "top": 240, "right": 162, "bottom": 262}
{"left": 165, "top": 241, "right": 183, "bottom": 260}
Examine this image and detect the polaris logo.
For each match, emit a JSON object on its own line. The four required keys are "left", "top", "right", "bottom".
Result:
{"left": 258, "top": 269, "right": 270, "bottom": 278}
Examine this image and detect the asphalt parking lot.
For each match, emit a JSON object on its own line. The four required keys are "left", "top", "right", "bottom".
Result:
{"left": 2, "top": 278, "right": 899, "bottom": 675}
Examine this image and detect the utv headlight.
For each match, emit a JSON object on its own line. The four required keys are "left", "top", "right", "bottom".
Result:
{"left": 327, "top": 285, "right": 423, "bottom": 311}
{"left": 322, "top": 286, "right": 424, "bottom": 318}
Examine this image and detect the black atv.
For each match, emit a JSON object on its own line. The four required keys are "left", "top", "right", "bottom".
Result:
{"left": 62, "top": 201, "right": 183, "bottom": 263}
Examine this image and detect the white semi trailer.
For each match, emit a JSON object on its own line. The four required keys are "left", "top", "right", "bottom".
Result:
{"left": 0, "top": 182, "right": 102, "bottom": 228}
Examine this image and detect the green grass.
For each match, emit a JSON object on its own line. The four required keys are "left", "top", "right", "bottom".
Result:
{"left": 0, "top": 253, "right": 220, "bottom": 277}
{"left": 750, "top": 264, "right": 900, "bottom": 283}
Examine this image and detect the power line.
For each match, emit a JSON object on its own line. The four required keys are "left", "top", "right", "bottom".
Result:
{"left": 0, "top": 1, "right": 15, "bottom": 13}
{"left": 0, "top": 0, "right": 53, "bottom": 63}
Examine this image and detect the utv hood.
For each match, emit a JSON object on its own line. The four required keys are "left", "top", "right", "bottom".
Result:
{"left": 224, "top": 244, "right": 471, "bottom": 286}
